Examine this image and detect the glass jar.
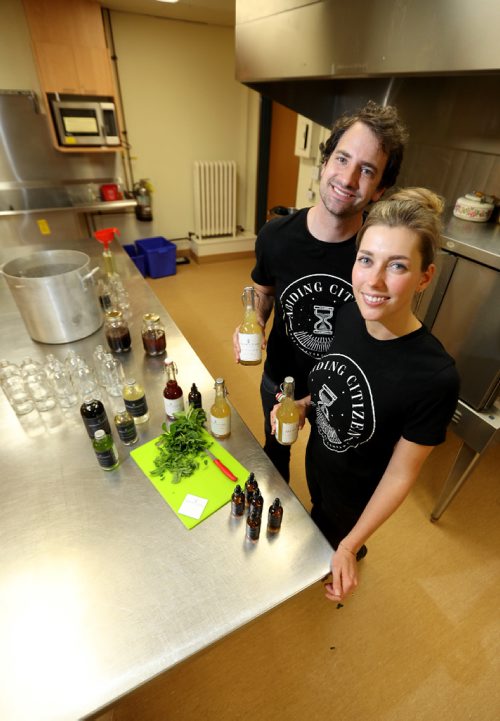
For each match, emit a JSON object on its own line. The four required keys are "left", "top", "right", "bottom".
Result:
{"left": 142, "top": 313, "right": 166, "bottom": 356}
{"left": 105, "top": 310, "right": 131, "bottom": 353}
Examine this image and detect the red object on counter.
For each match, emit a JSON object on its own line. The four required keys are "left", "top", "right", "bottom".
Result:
{"left": 100, "top": 184, "right": 122, "bottom": 201}
{"left": 94, "top": 227, "right": 120, "bottom": 251}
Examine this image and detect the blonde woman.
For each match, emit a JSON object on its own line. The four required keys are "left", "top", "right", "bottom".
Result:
{"left": 275, "top": 188, "right": 460, "bottom": 602}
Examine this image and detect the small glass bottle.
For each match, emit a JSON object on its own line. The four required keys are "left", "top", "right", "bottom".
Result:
{"left": 105, "top": 309, "right": 131, "bottom": 353}
{"left": 246, "top": 507, "right": 261, "bottom": 542}
{"left": 123, "top": 378, "right": 149, "bottom": 424}
{"left": 244, "top": 472, "right": 258, "bottom": 506}
{"left": 163, "top": 358, "right": 184, "bottom": 420}
{"left": 275, "top": 376, "right": 299, "bottom": 446}
{"left": 80, "top": 397, "right": 111, "bottom": 439}
{"left": 142, "top": 313, "right": 166, "bottom": 356}
{"left": 238, "top": 286, "right": 262, "bottom": 365}
{"left": 210, "top": 377, "right": 231, "bottom": 439}
{"left": 188, "top": 383, "right": 202, "bottom": 409}
{"left": 230, "top": 484, "right": 246, "bottom": 517}
{"left": 114, "top": 403, "right": 138, "bottom": 445}
{"left": 267, "top": 498, "right": 283, "bottom": 534}
{"left": 249, "top": 492, "right": 264, "bottom": 519}
{"left": 92, "top": 429, "right": 119, "bottom": 471}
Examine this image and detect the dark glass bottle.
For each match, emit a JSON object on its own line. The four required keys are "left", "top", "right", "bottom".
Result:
{"left": 92, "top": 429, "right": 119, "bottom": 471}
{"left": 244, "top": 472, "right": 258, "bottom": 506}
{"left": 249, "top": 493, "right": 264, "bottom": 519}
{"left": 246, "top": 508, "right": 261, "bottom": 542}
{"left": 267, "top": 498, "right": 283, "bottom": 534}
{"left": 188, "top": 383, "right": 202, "bottom": 409}
{"left": 105, "top": 310, "right": 131, "bottom": 353}
{"left": 80, "top": 397, "right": 111, "bottom": 439}
{"left": 230, "top": 484, "right": 245, "bottom": 517}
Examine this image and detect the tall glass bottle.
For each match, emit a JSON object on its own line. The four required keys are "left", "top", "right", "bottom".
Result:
{"left": 163, "top": 358, "right": 184, "bottom": 420}
{"left": 275, "top": 376, "right": 299, "bottom": 446}
{"left": 238, "top": 286, "right": 262, "bottom": 366}
{"left": 210, "top": 377, "right": 231, "bottom": 439}
{"left": 123, "top": 378, "right": 149, "bottom": 424}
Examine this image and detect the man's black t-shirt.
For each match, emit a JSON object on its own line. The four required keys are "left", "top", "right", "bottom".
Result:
{"left": 251, "top": 208, "right": 357, "bottom": 397}
{"left": 307, "top": 302, "right": 460, "bottom": 516}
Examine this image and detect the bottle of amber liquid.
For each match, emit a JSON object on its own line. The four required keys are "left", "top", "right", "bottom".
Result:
{"left": 267, "top": 498, "right": 283, "bottom": 534}
{"left": 105, "top": 310, "right": 131, "bottom": 353}
{"left": 210, "top": 377, "right": 231, "bottom": 439}
{"left": 163, "top": 358, "right": 184, "bottom": 420}
{"left": 275, "top": 376, "right": 299, "bottom": 446}
{"left": 230, "top": 484, "right": 245, "bottom": 517}
{"left": 113, "top": 403, "right": 138, "bottom": 445}
{"left": 188, "top": 383, "right": 202, "bottom": 409}
{"left": 123, "top": 378, "right": 149, "bottom": 424}
{"left": 249, "top": 492, "right": 264, "bottom": 519}
{"left": 244, "top": 472, "right": 258, "bottom": 506}
{"left": 238, "top": 286, "right": 262, "bottom": 366}
{"left": 246, "top": 507, "right": 261, "bottom": 542}
{"left": 142, "top": 313, "right": 166, "bottom": 356}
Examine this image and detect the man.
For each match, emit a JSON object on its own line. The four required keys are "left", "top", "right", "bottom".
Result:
{"left": 233, "top": 101, "right": 408, "bottom": 482}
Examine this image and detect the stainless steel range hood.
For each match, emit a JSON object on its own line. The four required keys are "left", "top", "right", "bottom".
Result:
{"left": 235, "top": 0, "right": 500, "bottom": 127}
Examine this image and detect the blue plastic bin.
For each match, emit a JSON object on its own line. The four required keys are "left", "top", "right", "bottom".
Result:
{"left": 123, "top": 244, "right": 147, "bottom": 276}
{"left": 135, "top": 236, "right": 177, "bottom": 278}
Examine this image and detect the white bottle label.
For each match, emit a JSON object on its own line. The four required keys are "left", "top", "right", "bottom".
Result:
{"left": 238, "top": 332, "right": 262, "bottom": 362}
{"left": 210, "top": 413, "right": 231, "bottom": 437}
{"left": 276, "top": 419, "right": 298, "bottom": 444}
{"left": 164, "top": 396, "right": 184, "bottom": 418}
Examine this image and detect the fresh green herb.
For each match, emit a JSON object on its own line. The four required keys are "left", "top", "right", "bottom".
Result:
{"left": 151, "top": 406, "right": 211, "bottom": 483}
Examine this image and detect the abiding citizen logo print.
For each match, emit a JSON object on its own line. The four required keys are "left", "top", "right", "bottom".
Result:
{"left": 309, "top": 353, "right": 375, "bottom": 452}
{"left": 280, "top": 274, "right": 354, "bottom": 358}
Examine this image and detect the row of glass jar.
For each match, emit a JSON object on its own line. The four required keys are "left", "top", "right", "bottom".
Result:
{"left": 105, "top": 311, "right": 166, "bottom": 356}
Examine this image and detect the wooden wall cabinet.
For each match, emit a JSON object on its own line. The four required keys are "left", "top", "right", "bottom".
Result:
{"left": 23, "top": 0, "right": 115, "bottom": 96}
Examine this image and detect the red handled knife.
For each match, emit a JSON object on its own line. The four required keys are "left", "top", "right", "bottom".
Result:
{"left": 205, "top": 449, "right": 238, "bottom": 481}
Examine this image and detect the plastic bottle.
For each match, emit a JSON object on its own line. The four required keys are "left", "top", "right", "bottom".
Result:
{"left": 210, "top": 377, "right": 231, "bottom": 439}
{"left": 238, "top": 286, "right": 262, "bottom": 365}
{"left": 267, "top": 498, "right": 283, "bottom": 534}
{"left": 123, "top": 378, "right": 149, "bottom": 424}
{"left": 92, "top": 429, "right": 119, "bottom": 471}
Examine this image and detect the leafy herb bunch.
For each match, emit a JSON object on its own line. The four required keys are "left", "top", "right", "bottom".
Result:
{"left": 151, "top": 406, "right": 211, "bottom": 483}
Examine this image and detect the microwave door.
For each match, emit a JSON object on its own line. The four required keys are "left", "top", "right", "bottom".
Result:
{"left": 57, "top": 105, "right": 102, "bottom": 146}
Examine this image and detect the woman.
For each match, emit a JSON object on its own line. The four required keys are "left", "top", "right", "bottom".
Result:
{"left": 274, "top": 188, "right": 460, "bottom": 602}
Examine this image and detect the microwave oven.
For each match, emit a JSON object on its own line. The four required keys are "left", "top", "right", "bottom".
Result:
{"left": 48, "top": 94, "right": 120, "bottom": 147}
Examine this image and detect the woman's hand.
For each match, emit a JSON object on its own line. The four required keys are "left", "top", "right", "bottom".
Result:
{"left": 270, "top": 395, "right": 310, "bottom": 435}
{"left": 324, "top": 546, "right": 359, "bottom": 603}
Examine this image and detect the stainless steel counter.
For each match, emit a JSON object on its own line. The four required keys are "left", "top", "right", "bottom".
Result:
{"left": 441, "top": 213, "right": 500, "bottom": 271}
{"left": 0, "top": 241, "right": 332, "bottom": 721}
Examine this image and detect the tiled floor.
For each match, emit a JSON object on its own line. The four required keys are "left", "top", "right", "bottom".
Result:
{"left": 102, "top": 256, "right": 500, "bottom": 721}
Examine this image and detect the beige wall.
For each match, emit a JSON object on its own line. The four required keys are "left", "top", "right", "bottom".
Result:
{"left": 109, "top": 11, "right": 259, "bottom": 240}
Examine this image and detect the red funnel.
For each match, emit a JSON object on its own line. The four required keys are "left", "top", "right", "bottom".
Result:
{"left": 94, "top": 227, "right": 120, "bottom": 251}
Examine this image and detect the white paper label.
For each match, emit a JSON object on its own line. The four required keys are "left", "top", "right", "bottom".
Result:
{"left": 210, "top": 414, "right": 231, "bottom": 437}
{"left": 178, "top": 494, "right": 208, "bottom": 519}
{"left": 164, "top": 396, "right": 185, "bottom": 418}
{"left": 238, "top": 332, "right": 262, "bottom": 362}
{"left": 276, "top": 419, "right": 298, "bottom": 444}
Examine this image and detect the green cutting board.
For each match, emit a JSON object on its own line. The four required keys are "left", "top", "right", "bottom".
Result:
{"left": 130, "top": 431, "right": 250, "bottom": 529}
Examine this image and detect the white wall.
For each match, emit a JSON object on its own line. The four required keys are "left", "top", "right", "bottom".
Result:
{"left": 110, "top": 11, "right": 259, "bottom": 241}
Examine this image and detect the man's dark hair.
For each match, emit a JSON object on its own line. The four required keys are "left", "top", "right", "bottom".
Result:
{"left": 319, "top": 101, "right": 409, "bottom": 190}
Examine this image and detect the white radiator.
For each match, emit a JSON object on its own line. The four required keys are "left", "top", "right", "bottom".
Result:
{"left": 193, "top": 160, "right": 237, "bottom": 239}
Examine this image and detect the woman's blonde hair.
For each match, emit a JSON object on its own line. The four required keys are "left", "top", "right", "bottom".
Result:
{"left": 357, "top": 187, "right": 445, "bottom": 270}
